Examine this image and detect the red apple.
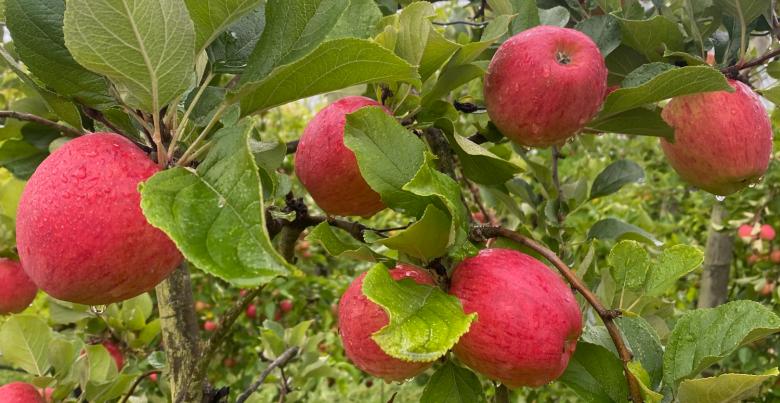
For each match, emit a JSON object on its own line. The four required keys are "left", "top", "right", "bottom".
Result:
{"left": 204, "top": 321, "right": 218, "bottom": 332}
{"left": 760, "top": 224, "right": 776, "bottom": 241}
{"left": 338, "top": 264, "right": 435, "bottom": 381}
{"left": 0, "top": 259, "right": 38, "bottom": 314}
{"left": 660, "top": 80, "right": 771, "bottom": 195}
{"left": 738, "top": 224, "right": 755, "bottom": 240}
{"left": 0, "top": 382, "right": 45, "bottom": 403}
{"left": 706, "top": 50, "right": 716, "bottom": 66}
{"left": 770, "top": 250, "right": 780, "bottom": 264}
{"left": 748, "top": 254, "right": 761, "bottom": 265}
{"left": 484, "top": 26, "right": 607, "bottom": 147}
{"left": 149, "top": 373, "right": 159, "bottom": 382}
{"left": 295, "top": 97, "right": 388, "bottom": 217}
{"left": 16, "top": 133, "right": 182, "bottom": 305}
{"left": 279, "top": 299, "right": 293, "bottom": 313}
{"left": 102, "top": 341, "right": 124, "bottom": 370}
{"left": 43, "top": 387, "right": 52, "bottom": 402}
{"left": 449, "top": 248, "right": 582, "bottom": 388}
{"left": 760, "top": 281, "right": 775, "bottom": 297}
{"left": 246, "top": 304, "right": 257, "bottom": 319}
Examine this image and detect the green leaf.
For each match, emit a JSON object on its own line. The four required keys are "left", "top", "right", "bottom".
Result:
{"left": 6, "top": 0, "right": 113, "bottom": 108}
{"left": 344, "top": 106, "right": 428, "bottom": 216}
{"left": 590, "top": 160, "right": 644, "bottom": 199}
{"left": 185, "top": 0, "right": 262, "bottom": 52}
{"left": 560, "top": 341, "right": 628, "bottom": 403}
{"left": 588, "top": 218, "right": 660, "bottom": 245}
{"left": 539, "top": 6, "right": 570, "bottom": 27}
{"left": 677, "top": 369, "right": 779, "bottom": 403}
{"left": 450, "top": 133, "right": 521, "bottom": 186}
{"left": 207, "top": 5, "right": 266, "bottom": 74}
{"left": 63, "top": 0, "right": 195, "bottom": 110}
{"left": 617, "top": 316, "right": 663, "bottom": 389}
{"left": 236, "top": 38, "right": 419, "bottom": 115}
{"left": 760, "top": 85, "right": 780, "bottom": 105}
{"left": 362, "top": 264, "right": 475, "bottom": 362}
{"left": 599, "top": 66, "right": 731, "bottom": 117}
{"left": 587, "top": 107, "right": 674, "bottom": 138}
{"left": 140, "top": 122, "right": 293, "bottom": 286}
{"left": 607, "top": 240, "right": 649, "bottom": 291}
{"left": 575, "top": 15, "right": 621, "bottom": 56}
{"left": 327, "top": 0, "right": 382, "bottom": 39}
{"left": 83, "top": 344, "right": 118, "bottom": 382}
{"left": 713, "top": 0, "right": 769, "bottom": 26}
{"left": 418, "top": 26, "right": 460, "bottom": 81}
{"left": 509, "top": 0, "right": 539, "bottom": 34}
{"left": 0, "top": 139, "right": 47, "bottom": 179}
{"left": 663, "top": 300, "right": 780, "bottom": 391}
{"left": 377, "top": 204, "right": 451, "bottom": 261}
{"left": 617, "top": 15, "right": 684, "bottom": 61}
{"left": 395, "top": 1, "right": 435, "bottom": 66}
{"left": 622, "top": 63, "right": 678, "bottom": 88}
{"left": 627, "top": 362, "right": 664, "bottom": 402}
{"left": 644, "top": 245, "right": 703, "bottom": 297}
{"left": 590, "top": 160, "right": 645, "bottom": 200}
{"left": 239, "top": 0, "right": 347, "bottom": 84}
{"left": 605, "top": 45, "right": 648, "bottom": 86}
{"left": 49, "top": 335, "right": 84, "bottom": 379}
{"left": 421, "top": 361, "right": 485, "bottom": 403}
{"left": 307, "top": 222, "right": 386, "bottom": 261}
{"left": 0, "top": 315, "right": 53, "bottom": 376}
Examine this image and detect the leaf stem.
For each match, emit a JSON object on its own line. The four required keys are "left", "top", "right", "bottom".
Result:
{"left": 177, "top": 103, "right": 228, "bottom": 166}
{"left": 170, "top": 72, "right": 216, "bottom": 157}
{"left": 469, "top": 225, "right": 644, "bottom": 403}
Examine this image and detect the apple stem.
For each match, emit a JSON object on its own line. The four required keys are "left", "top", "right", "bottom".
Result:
{"left": 470, "top": 225, "right": 645, "bottom": 403}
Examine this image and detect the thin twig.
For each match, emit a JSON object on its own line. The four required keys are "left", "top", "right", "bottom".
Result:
{"left": 0, "top": 111, "right": 82, "bottom": 137}
{"left": 178, "top": 103, "right": 228, "bottom": 166}
{"left": 470, "top": 226, "right": 643, "bottom": 403}
{"left": 119, "top": 371, "right": 161, "bottom": 403}
{"left": 81, "top": 107, "right": 126, "bottom": 137}
{"left": 171, "top": 72, "right": 216, "bottom": 157}
{"left": 236, "top": 346, "right": 300, "bottom": 403}
{"left": 432, "top": 20, "right": 489, "bottom": 27}
{"left": 722, "top": 48, "right": 780, "bottom": 77}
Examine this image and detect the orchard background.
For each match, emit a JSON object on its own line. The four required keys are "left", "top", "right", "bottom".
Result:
{"left": 1, "top": 0, "right": 780, "bottom": 402}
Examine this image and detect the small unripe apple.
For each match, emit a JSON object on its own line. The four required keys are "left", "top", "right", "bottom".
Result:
{"left": 760, "top": 281, "right": 775, "bottom": 297}
{"left": 149, "top": 373, "right": 159, "bottom": 382}
{"left": 295, "top": 97, "right": 388, "bottom": 217}
{"left": 204, "top": 321, "right": 218, "bottom": 332}
{"left": 484, "top": 26, "right": 607, "bottom": 147}
{"left": 338, "top": 264, "right": 435, "bottom": 381}
{"left": 246, "top": 304, "right": 257, "bottom": 319}
{"left": 738, "top": 224, "right": 755, "bottom": 240}
{"left": 760, "top": 224, "right": 776, "bottom": 241}
{"left": 279, "top": 299, "right": 293, "bottom": 313}
{"left": 450, "top": 248, "right": 582, "bottom": 388}
{"left": 661, "top": 80, "right": 772, "bottom": 195}
{"left": 770, "top": 250, "right": 780, "bottom": 264}
{"left": 16, "top": 133, "right": 182, "bottom": 305}
{"left": 0, "top": 259, "right": 38, "bottom": 314}
{"left": 0, "top": 382, "right": 45, "bottom": 402}
{"left": 102, "top": 341, "right": 124, "bottom": 370}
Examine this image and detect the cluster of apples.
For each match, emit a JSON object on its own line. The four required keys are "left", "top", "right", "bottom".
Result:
{"left": 740, "top": 223, "right": 780, "bottom": 266}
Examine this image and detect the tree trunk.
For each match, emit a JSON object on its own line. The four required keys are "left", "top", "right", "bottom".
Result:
{"left": 697, "top": 203, "right": 733, "bottom": 308}
{"left": 156, "top": 262, "right": 204, "bottom": 402}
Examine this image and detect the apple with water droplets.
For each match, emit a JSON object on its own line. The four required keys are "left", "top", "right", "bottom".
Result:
{"left": 449, "top": 248, "right": 582, "bottom": 388}
{"left": 16, "top": 133, "right": 182, "bottom": 305}
{"left": 0, "top": 259, "right": 37, "bottom": 314}
{"left": 338, "top": 264, "right": 435, "bottom": 381}
{"left": 295, "top": 97, "right": 389, "bottom": 217}
{"left": 484, "top": 26, "right": 607, "bottom": 147}
{"left": 661, "top": 80, "right": 772, "bottom": 195}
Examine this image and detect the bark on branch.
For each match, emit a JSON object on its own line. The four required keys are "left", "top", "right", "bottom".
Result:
{"left": 0, "top": 110, "right": 83, "bottom": 137}
{"left": 469, "top": 225, "right": 644, "bottom": 403}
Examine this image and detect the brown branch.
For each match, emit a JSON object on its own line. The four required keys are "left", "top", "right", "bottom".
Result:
{"left": 81, "top": 107, "right": 129, "bottom": 137}
{"left": 119, "top": 370, "right": 161, "bottom": 403}
{"left": 236, "top": 346, "right": 300, "bottom": 403}
{"left": 721, "top": 48, "right": 780, "bottom": 78}
{"left": 0, "top": 111, "right": 82, "bottom": 137}
{"left": 469, "top": 225, "right": 643, "bottom": 403}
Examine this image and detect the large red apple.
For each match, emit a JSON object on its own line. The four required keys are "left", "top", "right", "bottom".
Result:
{"left": 484, "top": 26, "right": 607, "bottom": 147}
{"left": 295, "top": 96, "right": 387, "bottom": 217}
{"left": 0, "top": 259, "right": 37, "bottom": 314}
{"left": 338, "top": 264, "right": 435, "bottom": 381}
{"left": 449, "top": 248, "right": 582, "bottom": 388}
{"left": 661, "top": 79, "right": 772, "bottom": 195}
{"left": 16, "top": 133, "right": 182, "bottom": 305}
{"left": 0, "top": 382, "right": 45, "bottom": 402}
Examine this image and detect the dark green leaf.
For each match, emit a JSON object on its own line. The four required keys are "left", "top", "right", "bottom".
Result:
{"left": 677, "top": 370, "right": 779, "bottom": 403}
{"left": 185, "top": 0, "right": 262, "bottom": 51}
{"left": 617, "top": 316, "right": 663, "bottom": 389}
{"left": 622, "top": 63, "right": 678, "bottom": 88}
{"left": 307, "top": 222, "right": 387, "bottom": 262}
{"left": 586, "top": 107, "right": 674, "bottom": 138}
{"left": 421, "top": 361, "right": 485, "bottom": 403}
{"left": 587, "top": 218, "right": 660, "bottom": 245}
{"left": 327, "top": 0, "right": 382, "bottom": 39}
{"left": 377, "top": 204, "right": 451, "bottom": 261}
{"left": 590, "top": 160, "right": 644, "bottom": 199}
{"left": 617, "top": 16, "right": 684, "bottom": 61}
{"left": 575, "top": 15, "right": 621, "bottom": 56}
{"left": 560, "top": 341, "right": 628, "bottom": 403}
{"left": 207, "top": 5, "right": 266, "bottom": 74}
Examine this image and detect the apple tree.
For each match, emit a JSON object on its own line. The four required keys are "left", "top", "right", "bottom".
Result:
{"left": 1, "top": 0, "right": 780, "bottom": 402}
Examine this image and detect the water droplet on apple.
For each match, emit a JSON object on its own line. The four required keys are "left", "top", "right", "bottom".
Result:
{"left": 90, "top": 305, "right": 107, "bottom": 315}
{"left": 72, "top": 166, "right": 87, "bottom": 179}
